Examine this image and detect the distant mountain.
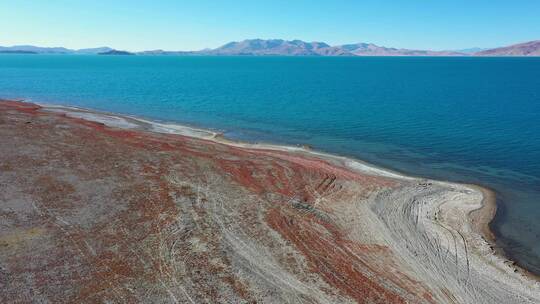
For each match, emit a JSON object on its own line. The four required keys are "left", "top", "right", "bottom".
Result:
{"left": 339, "top": 43, "right": 464, "bottom": 56}
{"left": 0, "top": 50, "right": 37, "bottom": 54}
{"left": 201, "top": 39, "right": 349, "bottom": 56}
{"left": 476, "top": 40, "right": 540, "bottom": 56}
{"left": 98, "top": 50, "right": 135, "bottom": 56}
{"left": 75, "top": 47, "right": 114, "bottom": 54}
{"left": 0, "top": 45, "right": 72, "bottom": 54}
{"left": 199, "top": 39, "right": 465, "bottom": 56}
{"left": 453, "top": 47, "right": 488, "bottom": 54}
{"left": 0, "top": 45, "right": 114, "bottom": 54}
{"left": 137, "top": 49, "right": 196, "bottom": 56}
{"left": 2, "top": 39, "right": 539, "bottom": 57}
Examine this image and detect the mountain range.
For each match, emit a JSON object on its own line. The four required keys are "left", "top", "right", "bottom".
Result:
{"left": 0, "top": 45, "right": 114, "bottom": 54}
{"left": 1, "top": 39, "right": 539, "bottom": 56}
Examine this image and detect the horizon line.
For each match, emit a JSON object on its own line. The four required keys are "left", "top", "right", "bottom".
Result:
{"left": 0, "top": 37, "right": 520, "bottom": 53}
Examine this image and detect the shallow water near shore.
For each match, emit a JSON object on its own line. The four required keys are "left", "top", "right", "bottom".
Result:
{"left": 1, "top": 54, "right": 539, "bottom": 274}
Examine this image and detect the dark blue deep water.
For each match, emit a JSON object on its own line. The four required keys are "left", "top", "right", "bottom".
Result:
{"left": 1, "top": 55, "right": 539, "bottom": 274}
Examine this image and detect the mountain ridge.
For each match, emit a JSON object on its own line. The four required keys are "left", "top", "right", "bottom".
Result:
{"left": 476, "top": 40, "right": 540, "bottom": 56}
{"left": 1, "top": 39, "right": 539, "bottom": 56}
{"left": 0, "top": 45, "right": 115, "bottom": 55}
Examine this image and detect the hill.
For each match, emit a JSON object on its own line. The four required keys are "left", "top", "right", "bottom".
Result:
{"left": 339, "top": 43, "right": 464, "bottom": 56}
{"left": 98, "top": 49, "right": 135, "bottom": 56}
{"left": 476, "top": 40, "right": 540, "bottom": 56}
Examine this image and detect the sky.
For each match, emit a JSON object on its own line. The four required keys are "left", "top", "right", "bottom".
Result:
{"left": 1, "top": 0, "right": 539, "bottom": 51}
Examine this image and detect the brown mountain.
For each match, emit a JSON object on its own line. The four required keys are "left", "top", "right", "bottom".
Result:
{"left": 476, "top": 40, "right": 540, "bottom": 56}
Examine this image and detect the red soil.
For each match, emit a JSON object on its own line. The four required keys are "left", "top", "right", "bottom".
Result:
{"left": 0, "top": 101, "right": 434, "bottom": 303}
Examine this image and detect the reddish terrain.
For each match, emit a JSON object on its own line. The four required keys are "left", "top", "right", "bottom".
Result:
{"left": 2, "top": 101, "right": 538, "bottom": 303}
{"left": 0, "top": 101, "right": 435, "bottom": 303}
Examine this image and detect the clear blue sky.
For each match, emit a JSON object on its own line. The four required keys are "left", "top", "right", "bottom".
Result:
{"left": 1, "top": 0, "right": 539, "bottom": 51}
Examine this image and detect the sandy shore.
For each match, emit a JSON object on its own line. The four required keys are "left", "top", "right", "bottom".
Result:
{"left": 1, "top": 100, "right": 539, "bottom": 303}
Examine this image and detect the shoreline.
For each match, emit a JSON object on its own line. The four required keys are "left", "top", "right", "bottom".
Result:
{"left": 2, "top": 99, "right": 539, "bottom": 302}
{"left": 33, "top": 100, "right": 538, "bottom": 280}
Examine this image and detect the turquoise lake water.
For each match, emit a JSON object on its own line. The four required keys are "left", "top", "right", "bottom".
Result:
{"left": 1, "top": 55, "right": 539, "bottom": 274}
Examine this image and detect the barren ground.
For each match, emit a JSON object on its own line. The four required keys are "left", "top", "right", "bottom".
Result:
{"left": 0, "top": 101, "right": 538, "bottom": 303}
